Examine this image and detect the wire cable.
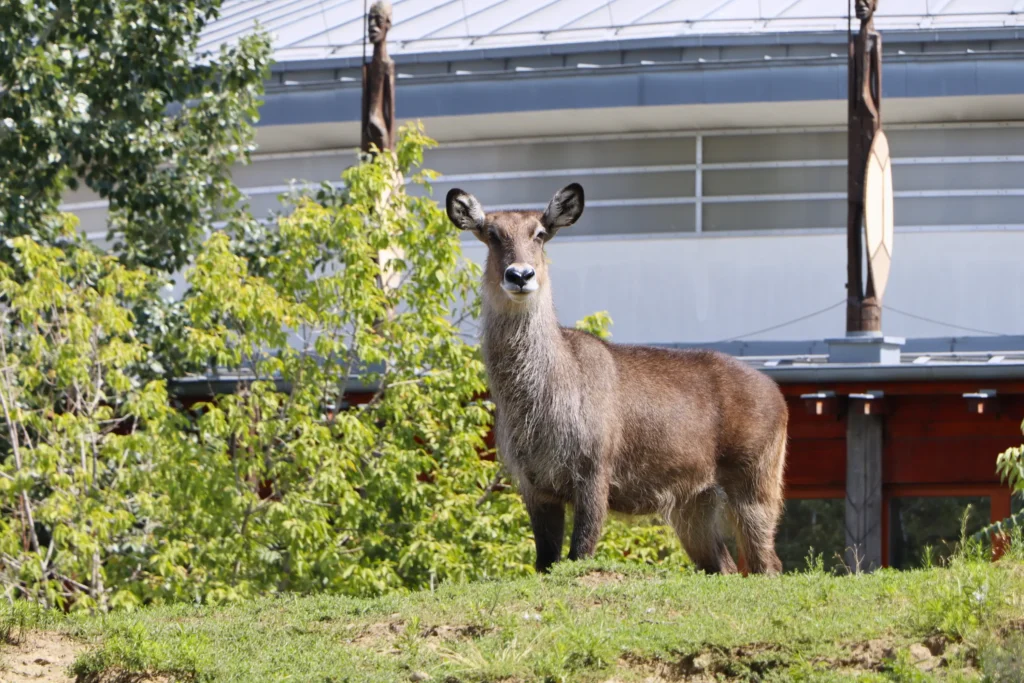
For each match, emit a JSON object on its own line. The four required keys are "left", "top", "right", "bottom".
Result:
{"left": 883, "top": 306, "right": 1012, "bottom": 337}
{"left": 714, "top": 300, "right": 846, "bottom": 343}
{"left": 318, "top": 0, "right": 335, "bottom": 49}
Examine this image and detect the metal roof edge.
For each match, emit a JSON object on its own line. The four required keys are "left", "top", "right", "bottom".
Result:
{"left": 669, "top": 335, "right": 1024, "bottom": 357}
{"left": 258, "top": 53, "right": 1024, "bottom": 127}
{"left": 169, "top": 361, "right": 1024, "bottom": 395}
{"left": 266, "top": 49, "right": 1024, "bottom": 93}
{"left": 762, "top": 361, "right": 1024, "bottom": 384}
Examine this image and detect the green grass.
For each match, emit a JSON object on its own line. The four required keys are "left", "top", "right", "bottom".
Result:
{"left": 4, "top": 549, "right": 1024, "bottom": 682}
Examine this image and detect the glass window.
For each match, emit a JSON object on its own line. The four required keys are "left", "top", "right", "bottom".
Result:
{"left": 775, "top": 499, "right": 846, "bottom": 573}
{"left": 703, "top": 132, "right": 844, "bottom": 163}
{"left": 703, "top": 199, "right": 844, "bottom": 232}
{"left": 888, "top": 496, "right": 991, "bottom": 570}
{"left": 1013, "top": 493, "right": 1023, "bottom": 516}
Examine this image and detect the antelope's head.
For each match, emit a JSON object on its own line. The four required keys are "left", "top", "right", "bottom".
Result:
{"left": 445, "top": 184, "right": 585, "bottom": 309}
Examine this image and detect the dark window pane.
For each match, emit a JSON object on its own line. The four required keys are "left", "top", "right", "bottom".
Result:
{"left": 1013, "top": 493, "right": 1023, "bottom": 516}
{"left": 775, "top": 499, "right": 846, "bottom": 573}
{"left": 724, "top": 498, "right": 845, "bottom": 573}
{"left": 888, "top": 496, "right": 991, "bottom": 570}
{"left": 704, "top": 132, "right": 844, "bottom": 163}
{"left": 703, "top": 199, "right": 844, "bottom": 232}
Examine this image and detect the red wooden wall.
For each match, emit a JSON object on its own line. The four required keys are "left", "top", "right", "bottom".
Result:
{"left": 179, "top": 375, "right": 1023, "bottom": 567}
{"left": 778, "top": 378, "right": 1024, "bottom": 564}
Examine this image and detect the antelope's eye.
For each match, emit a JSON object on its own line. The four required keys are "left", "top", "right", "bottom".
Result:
{"left": 487, "top": 230, "right": 501, "bottom": 246}
{"left": 534, "top": 230, "right": 547, "bottom": 242}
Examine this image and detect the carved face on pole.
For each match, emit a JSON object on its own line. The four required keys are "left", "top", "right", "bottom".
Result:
{"left": 855, "top": 0, "right": 877, "bottom": 22}
{"left": 368, "top": 1, "right": 392, "bottom": 45}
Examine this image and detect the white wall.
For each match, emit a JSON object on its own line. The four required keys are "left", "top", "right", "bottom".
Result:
{"left": 461, "top": 229, "right": 1024, "bottom": 343}
{"left": 65, "top": 98, "right": 1024, "bottom": 345}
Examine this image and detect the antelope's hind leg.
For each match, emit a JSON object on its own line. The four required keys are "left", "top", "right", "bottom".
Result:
{"left": 666, "top": 487, "right": 738, "bottom": 575}
{"left": 724, "top": 488, "right": 783, "bottom": 575}
{"left": 721, "top": 429, "right": 787, "bottom": 575}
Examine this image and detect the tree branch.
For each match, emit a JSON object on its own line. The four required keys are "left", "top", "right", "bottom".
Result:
{"left": 475, "top": 472, "right": 506, "bottom": 507}
{"left": 0, "top": 326, "right": 41, "bottom": 554}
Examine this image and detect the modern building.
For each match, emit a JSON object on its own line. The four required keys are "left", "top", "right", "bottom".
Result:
{"left": 65, "top": 0, "right": 1024, "bottom": 570}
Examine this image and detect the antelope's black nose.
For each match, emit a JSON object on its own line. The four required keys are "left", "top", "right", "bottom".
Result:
{"left": 504, "top": 265, "right": 536, "bottom": 288}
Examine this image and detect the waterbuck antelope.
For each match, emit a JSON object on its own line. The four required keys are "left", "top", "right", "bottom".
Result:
{"left": 446, "top": 183, "right": 789, "bottom": 575}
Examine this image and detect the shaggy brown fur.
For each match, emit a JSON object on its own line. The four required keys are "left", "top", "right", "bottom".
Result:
{"left": 446, "top": 184, "right": 788, "bottom": 575}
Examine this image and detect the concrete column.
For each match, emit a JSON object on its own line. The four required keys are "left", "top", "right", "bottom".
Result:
{"left": 845, "top": 409, "right": 884, "bottom": 571}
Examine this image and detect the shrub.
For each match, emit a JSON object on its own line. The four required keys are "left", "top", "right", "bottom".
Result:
{"left": 2, "top": 128, "right": 694, "bottom": 611}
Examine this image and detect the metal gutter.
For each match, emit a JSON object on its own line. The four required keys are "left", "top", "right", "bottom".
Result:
{"left": 762, "top": 362, "right": 1024, "bottom": 384}
{"left": 169, "top": 336, "right": 1024, "bottom": 396}
{"left": 169, "top": 362, "right": 1024, "bottom": 395}
{"left": 258, "top": 51, "right": 1024, "bottom": 127}
{"left": 671, "top": 335, "right": 1024, "bottom": 357}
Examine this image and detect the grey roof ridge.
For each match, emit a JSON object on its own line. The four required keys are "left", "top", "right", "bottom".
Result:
{"left": 266, "top": 46, "right": 1024, "bottom": 92}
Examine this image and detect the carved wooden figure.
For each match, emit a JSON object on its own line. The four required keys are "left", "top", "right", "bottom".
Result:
{"left": 847, "top": 0, "right": 883, "bottom": 333}
{"left": 361, "top": 0, "right": 396, "bottom": 156}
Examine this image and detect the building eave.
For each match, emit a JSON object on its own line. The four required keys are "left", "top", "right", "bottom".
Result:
{"left": 258, "top": 51, "right": 1024, "bottom": 128}
{"left": 762, "top": 362, "right": 1024, "bottom": 384}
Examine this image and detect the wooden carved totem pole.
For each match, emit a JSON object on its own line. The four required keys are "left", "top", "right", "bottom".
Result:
{"left": 361, "top": 0, "right": 396, "bottom": 157}
{"left": 361, "top": 1, "right": 402, "bottom": 293}
{"left": 847, "top": 0, "right": 893, "bottom": 334}
{"left": 843, "top": 0, "right": 896, "bottom": 574}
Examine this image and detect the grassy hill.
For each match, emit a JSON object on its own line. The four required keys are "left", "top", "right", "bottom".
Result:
{"left": 3, "top": 549, "right": 1024, "bottom": 682}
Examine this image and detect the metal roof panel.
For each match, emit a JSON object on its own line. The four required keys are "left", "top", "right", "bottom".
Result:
{"left": 202, "top": 0, "right": 1024, "bottom": 63}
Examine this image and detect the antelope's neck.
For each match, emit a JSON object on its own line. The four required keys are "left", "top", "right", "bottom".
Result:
{"left": 481, "top": 292, "right": 565, "bottom": 406}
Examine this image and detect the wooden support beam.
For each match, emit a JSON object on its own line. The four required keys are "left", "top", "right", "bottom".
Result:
{"left": 846, "top": 407, "right": 884, "bottom": 572}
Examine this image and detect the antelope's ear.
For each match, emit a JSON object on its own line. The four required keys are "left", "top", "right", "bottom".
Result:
{"left": 446, "top": 189, "right": 485, "bottom": 233}
{"left": 541, "top": 183, "right": 584, "bottom": 236}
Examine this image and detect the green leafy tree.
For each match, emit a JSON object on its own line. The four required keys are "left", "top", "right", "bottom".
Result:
{"left": 973, "top": 420, "right": 1024, "bottom": 546}
{"left": 997, "top": 423, "right": 1024, "bottom": 496}
{"left": 0, "top": 0, "right": 271, "bottom": 272}
{"left": 0, "top": 129, "right": 535, "bottom": 609}
{"left": 132, "top": 126, "right": 535, "bottom": 603}
{"left": 574, "top": 310, "right": 613, "bottom": 341}
{"left": 0, "top": 224, "right": 170, "bottom": 610}
{"left": 1, "top": 122, "right": 698, "bottom": 611}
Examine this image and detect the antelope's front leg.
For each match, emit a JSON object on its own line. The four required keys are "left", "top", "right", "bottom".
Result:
{"left": 523, "top": 489, "right": 565, "bottom": 574}
{"left": 568, "top": 467, "right": 609, "bottom": 561}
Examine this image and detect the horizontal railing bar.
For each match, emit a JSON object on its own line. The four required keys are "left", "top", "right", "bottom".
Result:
{"left": 434, "top": 164, "right": 697, "bottom": 183}
{"left": 702, "top": 192, "right": 843, "bottom": 203}
{"left": 64, "top": 185, "right": 1024, "bottom": 213}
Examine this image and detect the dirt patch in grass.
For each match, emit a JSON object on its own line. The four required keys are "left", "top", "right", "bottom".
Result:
{"left": 2, "top": 632, "right": 176, "bottom": 683}
{"left": 576, "top": 570, "right": 627, "bottom": 588}
{"left": 832, "top": 638, "right": 895, "bottom": 671}
{"left": 619, "top": 644, "right": 790, "bottom": 682}
{"left": 419, "top": 623, "right": 495, "bottom": 641}
{"left": 1, "top": 631, "right": 83, "bottom": 683}
{"left": 617, "top": 637, "right": 980, "bottom": 681}
{"left": 350, "top": 619, "right": 406, "bottom": 647}
{"left": 999, "top": 618, "right": 1024, "bottom": 638}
